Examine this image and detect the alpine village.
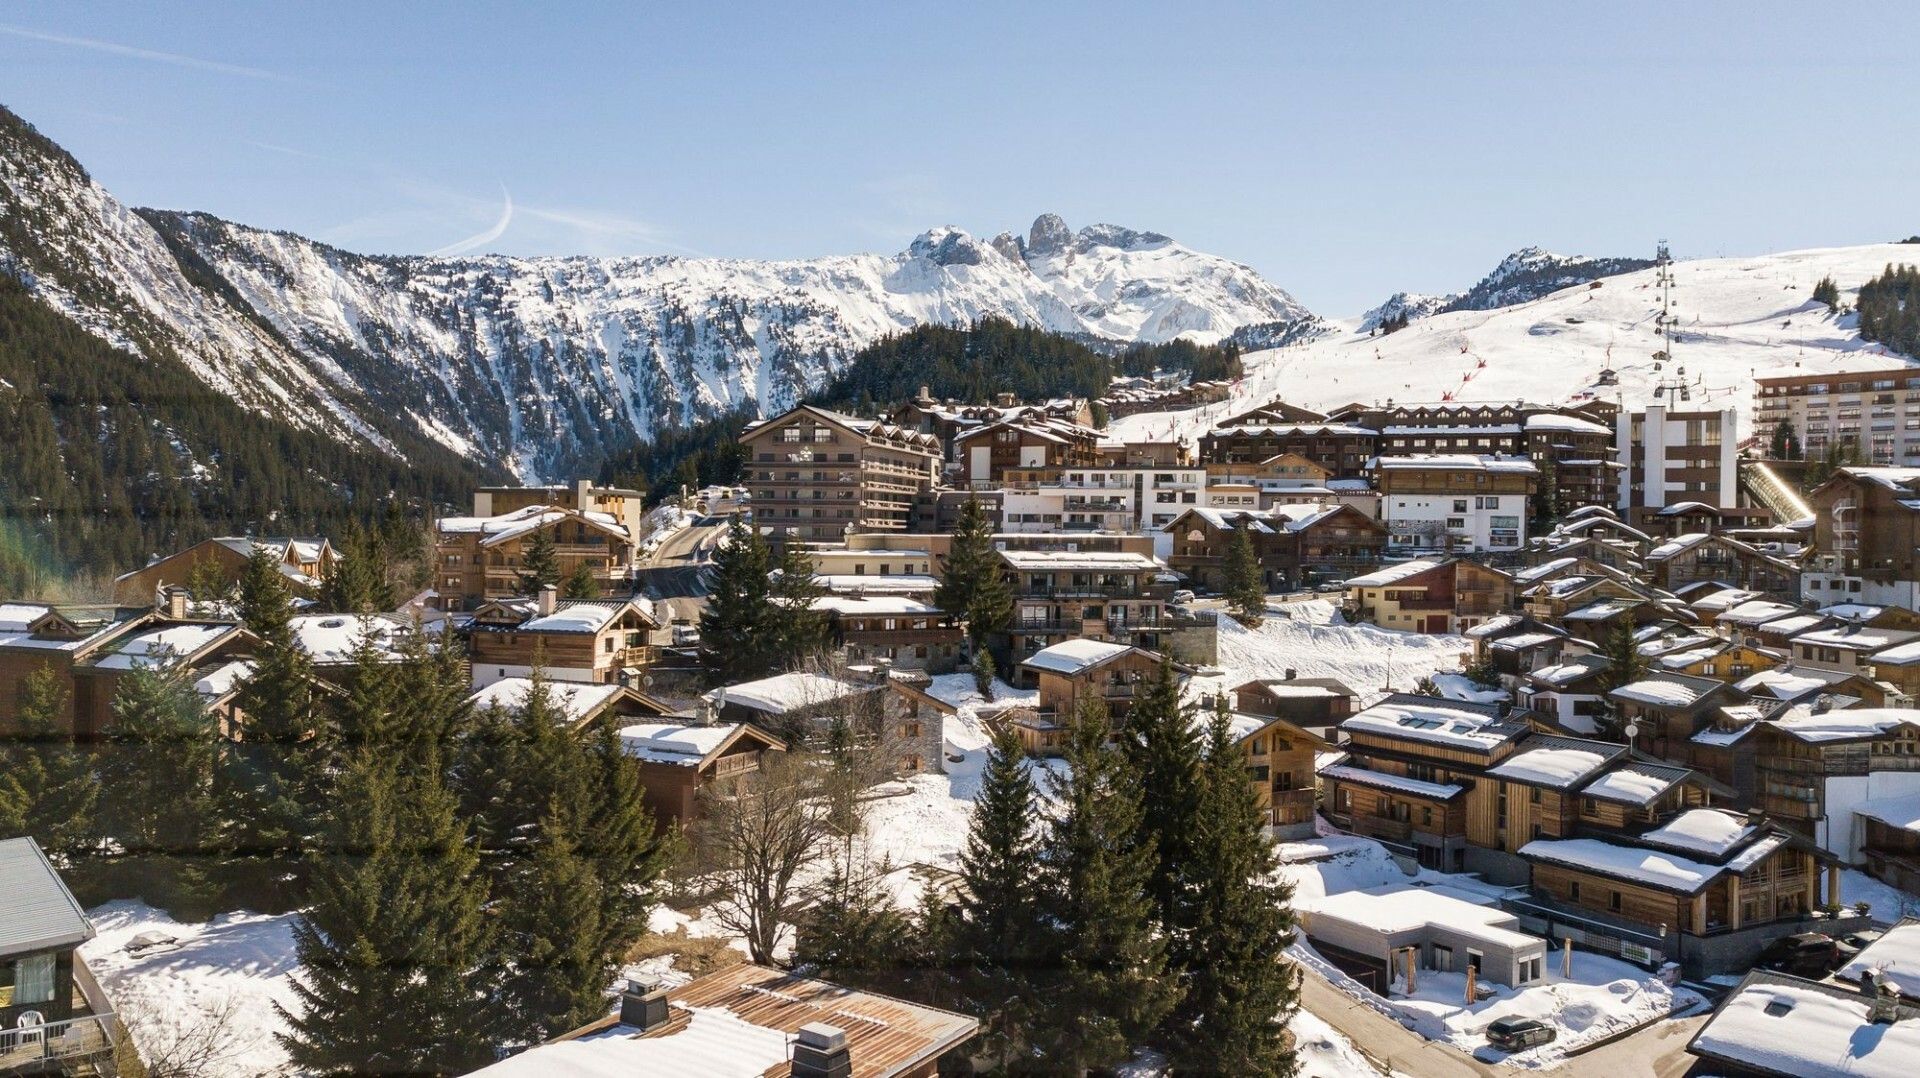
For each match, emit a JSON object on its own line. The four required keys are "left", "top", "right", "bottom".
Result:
{"left": 6, "top": 14, "right": 1920, "bottom": 1078}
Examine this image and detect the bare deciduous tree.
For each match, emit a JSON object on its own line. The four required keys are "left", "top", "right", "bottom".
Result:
{"left": 120, "top": 991, "right": 275, "bottom": 1078}
{"left": 693, "top": 751, "right": 834, "bottom": 964}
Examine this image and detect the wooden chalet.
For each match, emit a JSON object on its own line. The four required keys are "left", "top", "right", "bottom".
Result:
{"left": 466, "top": 589, "right": 660, "bottom": 688}
{"left": 618, "top": 722, "right": 788, "bottom": 824}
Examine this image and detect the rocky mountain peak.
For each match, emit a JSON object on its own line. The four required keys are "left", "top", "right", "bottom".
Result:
{"left": 1025, "top": 212, "right": 1074, "bottom": 258}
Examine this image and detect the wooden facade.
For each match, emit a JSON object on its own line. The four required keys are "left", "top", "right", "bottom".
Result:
{"left": 467, "top": 594, "right": 660, "bottom": 687}
{"left": 743, "top": 405, "right": 942, "bottom": 541}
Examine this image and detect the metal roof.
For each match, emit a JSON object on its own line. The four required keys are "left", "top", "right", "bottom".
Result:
{"left": 0, "top": 837, "right": 93, "bottom": 956}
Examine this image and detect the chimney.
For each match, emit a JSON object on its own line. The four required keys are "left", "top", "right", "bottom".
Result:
{"left": 575, "top": 478, "right": 593, "bottom": 510}
{"left": 1864, "top": 970, "right": 1903, "bottom": 1024}
{"left": 1285, "top": 668, "right": 1297, "bottom": 681}
{"left": 618, "top": 978, "right": 670, "bottom": 1031}
{"left": 699, "top": 688, "right": 724, "bottom": 726}
{"left": 537, "top": 584, "right": 558, "bottom": 617}
{"left": 1746, "top": 806, "right": 1765, "bottom": 828}
{"left": 791, "top": 1023, "right": 850, "bottom": 1078}
{"left": 162, "top": 585, "right": 190, "bottom": 620}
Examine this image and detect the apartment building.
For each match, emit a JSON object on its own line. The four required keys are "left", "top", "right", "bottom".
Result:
{"left": 998, "top": 549, "right": 1170, "bottom": 662}
{"left": 1801, "top": 466, "right": 1920, "bottom": 609}
{"left": 741, "top": 405, "right": 942, "bottom": 542}
{"left": 998, "top": 465, "right": 1206, "bottom": 554}
{"left": 1754, "top": 367, "right": 1920, "bottom": 466}
{"left": 952, "top": 416, "right": 1102, "bottom": 487}
{"left": 1163, "top": 504, "right": 1386, "bottom": 591}
{"left": 1374, "top": 454, "right": 1538, "bottom": 552}
{"left": 1616, "top": 404, "right": 1739, "bottom": 513}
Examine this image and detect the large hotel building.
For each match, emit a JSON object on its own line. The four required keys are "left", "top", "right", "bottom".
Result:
{"left": 1755, "top": 367, "right": 1920, "bottom": 465}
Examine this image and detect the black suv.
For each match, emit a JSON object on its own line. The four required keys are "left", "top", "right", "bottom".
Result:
{"left": 1485, "top": 1016, "right": 1556, "bottom": 1052}
{"left": 1757, "top": 932, "right": 1839, "bottom": 976}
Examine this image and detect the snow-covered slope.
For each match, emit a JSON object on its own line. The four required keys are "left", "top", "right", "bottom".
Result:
{"left": 1113, "top": 243, "right": 1920, "bottom": 447}
{"left": 1360, "top": 291, "right": 1456, "bottom": 332}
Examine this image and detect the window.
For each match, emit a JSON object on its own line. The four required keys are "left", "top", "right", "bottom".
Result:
{"left": 4, "top": 952, "right": 56, "bottom": 1006}
{"left": 1609, "top": 890, "right": 1623, "bottom": 912}
{"left": 1569, "top": 881, "right": 1580, "bottom": 901}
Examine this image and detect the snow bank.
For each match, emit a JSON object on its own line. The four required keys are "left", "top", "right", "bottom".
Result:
{"left": 80, "top": 900, "right": 301, "bottom": 1078}
{"left": 1216, "top": 603, "right": 1471, "bottom": 708}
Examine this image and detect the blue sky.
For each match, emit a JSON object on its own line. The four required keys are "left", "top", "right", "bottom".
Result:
{"left": 3, "top": 2, "right": 1917, "bottom": 314}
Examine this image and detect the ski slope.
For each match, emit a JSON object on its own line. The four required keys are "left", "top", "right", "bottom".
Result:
{"left": 1110, "top": 242, "right": 1920, "bottom": 447}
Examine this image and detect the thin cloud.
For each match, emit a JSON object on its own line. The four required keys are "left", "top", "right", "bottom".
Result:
{"left": 0, "top": 23, "right": 298, "bottom": 83}
{"left": 429, "top": 187, "right": 514, "bottom": 257}
{"left": 519, "top": 206, "right": 710, "bottom": 258}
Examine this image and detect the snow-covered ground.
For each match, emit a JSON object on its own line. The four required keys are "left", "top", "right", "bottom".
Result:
{"left": 81, "top": 901, "right": 302, "bottom": 1078}
{"left": 1292, "top": 1008, "right": 1396, "bottom": 1078}
{"left": 1216, "top": 601, "right": 1472, "bottom": 706}
{"left": 1841, "top": 866, "right": 1920, "bottom": 925}
{"left": 1110, "top": 242, "right": 1920, "bottom": 452}
{"left": 1276, "top": 835, "right": 1698, "bottom": 1069}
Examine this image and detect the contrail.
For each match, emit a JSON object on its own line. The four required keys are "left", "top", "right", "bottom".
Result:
{"left": 430, "top": 188, "right": 514, "bottom": 257}
{"left": 0, "top": 23, "right": 295, "bottom": 82}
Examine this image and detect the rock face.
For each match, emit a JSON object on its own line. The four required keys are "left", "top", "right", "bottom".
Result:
{"left": 1439, "top": 247, "right": 1656, "bottom": 314}
{"left": 0, "top": 104, "right": 1319, "bottom": 480}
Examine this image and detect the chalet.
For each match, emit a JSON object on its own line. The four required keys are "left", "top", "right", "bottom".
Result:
{"left": 1199, "top": 421, "right": 1377, "bottom": 479}
{"left": 998, "top": 549, "right": 1169, "bottom": 661}
{"left": 1014, "top": 640, "right": 1165, "bottom": 753}
{"left": 1851, "top": 792, "right": 1920, "bottom": 894}
{"left": 1321, "top": 694, "right": 1528, "bottom": 872}
{"left": 433, "top": 502, "right": 636, "bottom": 609}
{"left": 1517, "top": 656, "right": 1612, "bottom": 733}
{"left": 1635, "top": 500, "right": 1772, "bottom": 540}
{"left": 1342, "top": 559, "right": 1514, "bottom": 635}
{"left": 1521, "top": 573, "right": 1658, "bottom": 626}
{"left": 470, "top": 962, "right": 976, "bottom": 1078}
{"left": 0, "top": 603, "right": 147, "bottom": 736}
{"left": 1686, "top": 970, "right": 1920, "bottom": 1078}
{"left": 1735, "top": 664, "right": 1880, "bottom": 708}
{"left": 1223, "top": 712, "right": 1328, "bottom": 839}
{"left": 0, "top": 838, "right": 116, "bottom": 1073}
{"left": 1800, "top": 466, "right": 1920, "bottom": 609}
{"left": 813, "top": 595, "right": 961, "bottom": 673}
{"left": 706, "top": 671, "right": 945, "bottom": 777}
{"left": 952, "top": 416, "right": 1101, "bottom": 486}
{"left": 466, "top": 589, "right": 661, "bottom": 688}
{"left": 1710, "top": 600, "right": 1805, "bottom": 641}
{"left": 1520, "top": 807, "right": 1843, "bottom": 977}
{"left": 1162, "top": 504, "right": 1386, "bottom": 592}
{"left": 1790, "top": 624, "right": 1920, "bottom": 684}
{"left": 1747, "top": 707, "right": 1920, "bottom": 863}
{"left": 1609, "top": 673, "right": 1733, "bottom": 761}
{"left": 619, "top": 722, "right": 788, "bottom": 824}
{"left": 1524, "top": 531, "right": 1647, "bottom": 575}
{"left": 1231, "top": 674, "right": 1358, "bottom": 740}
{"left": 111, "top": 535, "right": 337, "bottom": 605}
{"left": 1646, "top": 532, "right": 1801, "bottom": 599}
{"left": 72, "top": 618, "right": 259, "bottom": 739}
{"left": 1203, "top": 450, "right": 1331, "bottom": 488}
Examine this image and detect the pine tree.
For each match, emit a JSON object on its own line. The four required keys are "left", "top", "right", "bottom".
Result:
{"left": 456, "top": 669, "right": 585, "bottom": 856}
{"left": 1770, "top": 417, "right": 1803, "bottom": 462}
{"left": 935, "top": 497, "right": 1012, "bottom": 652}
{"left": 560, "top": 558, "right": 600, "bottom": 600}
{"left": 1168, "top": 703, "right": 1301, "bottom": 1074}
{"left": 972, "top": 647, "right": 997, "bottom": 699}
{"left": 794, "top": 853, "right": 918, "bottom": 997}
{"left": 183, "top": 554, "right": 232, "bottom": 605}
{"left": 1812, "top": 275, "right": 1841, "bottom": 312}
{"left": 1599, "top": 619, "right": 1649, "bottom": 740}
{"left": 951, "top": 727, "right": 1048, "bottom": 1069}
{"left": 225, "top": 546, "right": 323, "bottom": 906}
{"left": 1531, "top": 456, "right": 1562, "bottom": 528}
{"left": 698, "top": 516, "right": 779, "bottom": 683}
{"left": 770, "top": 541, "right": 828, "bottom": 666}
{"left": 1224, "top": 525, "right": 1265, "bottom": 626}
{"left": 517, "top": 525, "right": 562, "bottom": 595}
{"left": 0, "top": 667, "right": 98, "bottom": 860}
{"left": 320, "top": 522, "right": 394, "bottom": 614}
{"left": 1032, "top": 701, "right": 1179, "bottom": 1072}
{"left": 279, "top": 755, "right": 494, "bottom": 1075}
{"left": 1120, "top": 658, "right": 1206, "bottom": 978}
{"left": 496, "top": 798, "right": 610, "bottom": 1043}
{"left": 97, "top": 664, "right": 219, "bottom": 912}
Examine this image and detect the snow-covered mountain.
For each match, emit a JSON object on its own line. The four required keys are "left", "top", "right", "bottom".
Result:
{"left": 1439, "top": 246, "right": 1656, "bottom": 314}
{"left": 1359, "top": 291, "right": 1456, "bottom": 333}
{"left": 0, "top": 105, "right": 1317, "bottom": 480}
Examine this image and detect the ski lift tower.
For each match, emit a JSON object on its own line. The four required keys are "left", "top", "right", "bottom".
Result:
{"left": 1651, "top": 240, "right": 1678, "bottom": 370}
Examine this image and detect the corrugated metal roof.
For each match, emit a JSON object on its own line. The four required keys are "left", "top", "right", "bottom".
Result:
{"left": 0, "top": 837, "right": 93, "bottom": 956}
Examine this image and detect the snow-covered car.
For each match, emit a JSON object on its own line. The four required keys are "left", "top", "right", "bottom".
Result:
{"left": 1171, "top": 589, "right": 1196, "bottom": 604}
{"left": 1315, "top": 580, "right": 1347, "bottom": 593}
{"left": 1835, "top": 928, "right": 1885, "bottom": 962}
{"left": 124, "top": 930, "right": 181, "bottom": 957}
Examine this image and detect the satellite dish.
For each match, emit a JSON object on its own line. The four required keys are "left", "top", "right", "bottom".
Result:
{"left": 1624, "top": 722, "right": 1640, "bottom": 741}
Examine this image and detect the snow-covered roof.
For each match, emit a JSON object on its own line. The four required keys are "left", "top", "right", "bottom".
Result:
{"left": 1866, "top": 639, "right": 1920, "bottom": 666}
{"left": 1640, "top": 809, "right": 1758, "bottom": 858}
{"left": 997, "top": 550, "right": 1161, "bottom": 572}
{"left": 811, "top": 595, "right": 942, "bottom": 616}
{"left": 1793, "top": 625, "right": 1918, "bottom": 651}
{"left": 1838, "top": 923, "right": 1920, "bottom": 1000}
{"left": 1688, "top": 972, "right": 1920, "bottom": 1078}
{"left": 1528, "top": 656, "right": 1611, "bottom": 688}
{"left": 1463, "top": 613, "right": 1524, "bottom": 639}
{"left": 289, "top": 614, "right": 409, "bottom": 664}
{"left": 520, "top": 602, "right": 624, "bottom": 634}
{"left": 1647, "top": 533, "right": 1711, "bottom": 560}
{"left": 1340, "top": 696, "right": 1514, "bottom": 752}
{"left": 1372, "top": 453, "right": 1538, "bottom": 475}
{"left": 466, "top": 678, "right": 630, "bottom": 726}
{"left": 1817, "top": 602, "right": 1888, "bottom": 621}
{"left": 1715, "top": 600, "right": 1803, "bottom": 627}
{"left": 1344, "top": 558, "right": 1448, "bottom": 588}
{"left": 1768, "top": 707, "right": 1920, "bottom": 745}
{"left": 1578, "top": 764, "right": 1686, "bottom": 806}
{"left": 1319, "top": 764, "right": 1464, "bottom": 801}
{"left": 1486, "top": 743, "right": 1614, "bottom": 788}
{"left": 618, "top": 722, "right": 743, "bottom": 766}
{"left": 436, "top": 504, "right": 629, "bottom": 546}
{"left": 1691, "top": 588, "right": 1762, "bottom": 613}
{"left": 1853, "top": 792, "right": 1920, "bottom": 836}
{"left": 1021, "top": 639, "right": 1137, "bottom": 676}
{"left": 1735, "top": 665, "right": 1850, "bottom": 700}
{"left": 708, "top": 672, "right": 874, "bottom": 715}
{"left": 1300, "top": 884, "right": 1540, "bottom": 952}
{"left": 191, "top": 658, "right": 255, "bottom": 702}
{"left": 1756, "top": 613, "right": 1828, "bottom": 637}
{"left": 1519, "top": 837, "right": 1721, "bottom": 893}
{"left": 1490, "top": 631, "right": 1561, "bottom": 651}
{"left": 815, "top": 573, "right": 939, "bottom": 596}
{"left": 1524, "top": 413, "right": 1612, "bottom": 435}
{"left": 1610, "top": 675, "right": 1717, "bottom": 709}
{"left": 89, "top": 622, "right": 237, "bottom": 671}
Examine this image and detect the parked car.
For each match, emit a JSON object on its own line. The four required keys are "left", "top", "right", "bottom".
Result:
{"left": 1758, "top": 932, "right": 1840, "bottom": 976}
{"left": 1171, "top": 589, "right": 1196, "bottom": 604}
{"left": 1315, "top": 579, "right": 1347, "bottom": 593}
{"left": 1836, "top": 929, "right": 1886, "bottom": 963}
{"left": 1485, "top": 1016, "right": 1555, "bottom": 1052}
